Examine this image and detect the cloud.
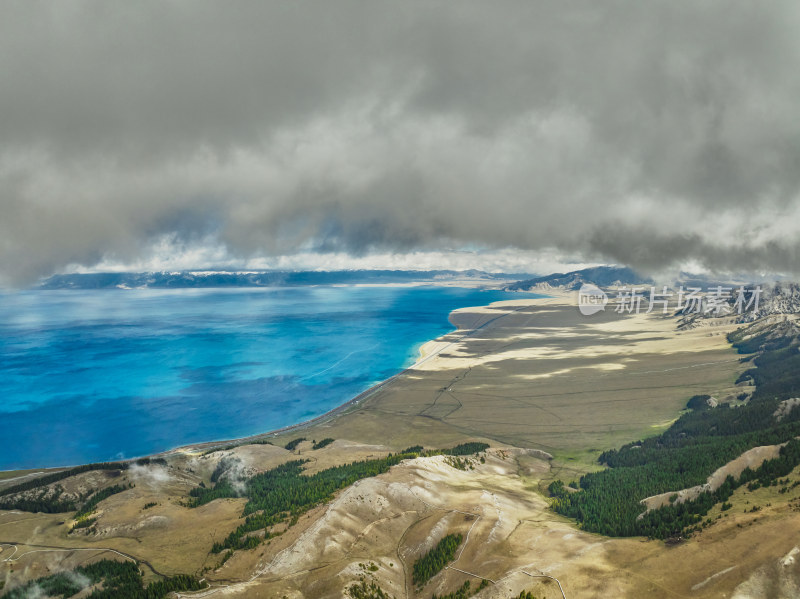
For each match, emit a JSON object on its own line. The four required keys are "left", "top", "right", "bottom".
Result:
{"left": 211, "top": 454, "right": 253, "bottom": 495}
{"left": 14, "top": 562, "right": 91, "bottom": 599}
{"left": 127, "top": 463, "right": 172, "bottom": 489}
{"left": 21, "top": 583, "right": 45, "bottom": 599}
{"left": 72, "top": 235, "right": 595, "bottom": 276}
{"left": 1, "top": 1, "right": 800, "bottom": 284}
{"left": 64, "top": 571, "right": 91, "bottom": 593}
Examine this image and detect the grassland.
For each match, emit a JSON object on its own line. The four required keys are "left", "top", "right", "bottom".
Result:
{"left": 4, "top": 292, "right": 793, "bottom": 599}
{"left": 275, "top": 292, "right": 745, "bottom": 475}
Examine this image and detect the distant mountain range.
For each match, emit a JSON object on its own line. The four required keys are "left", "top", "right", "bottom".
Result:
{"left": 40, "top": 267, "right": 799, "bottom": 322}
{"left": 505, "top": 266, "right": 651, "bottom": 291}
{"left": 37, "top": 269, "right": 534, "bottom": 290}
{"left": 36, "top": 266, "right": 656, "bottom": 291}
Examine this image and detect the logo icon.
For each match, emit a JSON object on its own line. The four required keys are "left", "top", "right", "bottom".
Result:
{"left": 578, "top": 283, "right": 608, "bottom": 316}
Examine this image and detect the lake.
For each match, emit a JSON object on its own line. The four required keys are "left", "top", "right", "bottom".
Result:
{"left": 0, "top": 285, "right": 536, "bottom": 469}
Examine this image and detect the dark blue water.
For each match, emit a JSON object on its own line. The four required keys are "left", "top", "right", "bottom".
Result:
{"left": 0, "top": 286, "right": 536, "bottom": 470}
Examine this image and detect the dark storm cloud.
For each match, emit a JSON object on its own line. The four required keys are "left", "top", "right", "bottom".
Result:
{"left": 1, "top": 0, "right": 800, "bottom": 283}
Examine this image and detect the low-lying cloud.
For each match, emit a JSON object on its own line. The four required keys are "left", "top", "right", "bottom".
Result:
{"left": 2, "top": 1, "right": 800, "bottom": 284}
{"left": 127, "top": 463, "right": 172, "bottom": 490}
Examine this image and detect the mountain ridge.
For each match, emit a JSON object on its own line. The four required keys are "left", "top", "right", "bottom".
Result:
{"left": 505, "top": 265, "right": 651, "bottom": 291}
{"left": 37, "top": 269, "right": 533, "bottom": 290}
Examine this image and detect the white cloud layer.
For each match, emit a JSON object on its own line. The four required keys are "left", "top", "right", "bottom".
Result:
{"left": 68, "top": 236, "right": 594, "bottom": 277}
{"left": 2, "top": 1, "right": 800, "bottom": 284}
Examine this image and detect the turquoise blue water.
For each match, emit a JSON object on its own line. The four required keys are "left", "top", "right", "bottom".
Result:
{"left": 0, "top": 286, "right": 536, "bottom": 470}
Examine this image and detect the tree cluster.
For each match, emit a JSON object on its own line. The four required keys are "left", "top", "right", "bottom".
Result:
{"left": 550, "top": 322, "right": 800, "bottom": 539}
{"left": 312, "top": 438, "right": 335, "bottom": 450}
{"left": 284, "top": 437, "right": 306, "bottom": 451}
{"left": 3, "top": 559, "right": 204, "bottom": 599}
{"left": 412, "top": 533, "right": 463, "bottom": 587}
{"left": 441, "top": 443, "right": 489, "bottom": 456}
{"left": 432, "top": 578, "right": 490, "bottom": 599}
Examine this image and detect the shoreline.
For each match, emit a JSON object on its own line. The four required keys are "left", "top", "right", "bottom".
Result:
{"left": 1, "top": 293, "right": 547, "bottom": 474}
{"left": 168, "top": 295, "right": 543, "bottom": 455}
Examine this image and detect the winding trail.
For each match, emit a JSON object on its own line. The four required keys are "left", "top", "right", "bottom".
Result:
{"left": 519, "top": 571, "right": 567, "bottom": 599}
{"left": 0, "top": 542, "right": 136, "bottom": 576}
{"left": 0, "top": 543, "right": 18, "bottom": 562}
{"left": 2, "top": 546, "right": 135, "bottom": 564}
{"left": 0, "top": 540, "right": 167, "bottom": 576}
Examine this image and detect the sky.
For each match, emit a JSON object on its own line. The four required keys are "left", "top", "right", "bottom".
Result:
{"left": 1, "top": 1, "right": 800, "bottom": 285}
